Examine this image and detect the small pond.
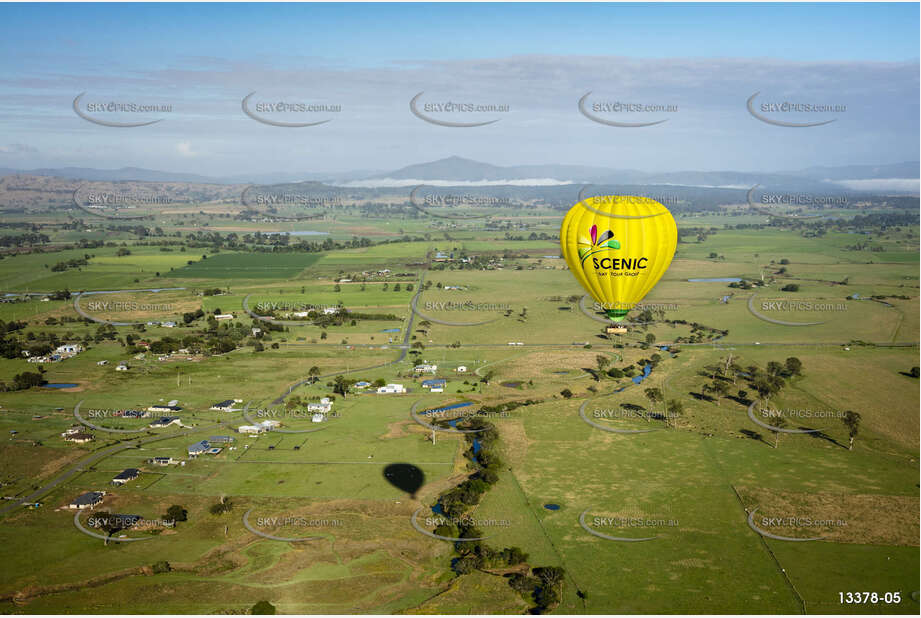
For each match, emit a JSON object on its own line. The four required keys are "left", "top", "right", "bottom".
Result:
{"left": 631, "top": 365, "right": 653, "bottom": 385}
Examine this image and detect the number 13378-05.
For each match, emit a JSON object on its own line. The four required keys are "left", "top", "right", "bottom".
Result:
{"left": 839, "top": 592, "right": 901, "bottom": 604}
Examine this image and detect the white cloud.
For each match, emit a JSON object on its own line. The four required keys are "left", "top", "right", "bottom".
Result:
{"left": 0, "top": 55, "right": 916, "bottom": 174}
{"left": 176, "top": 141, "right": 197, "bottom": 157}
{"left": 832, "top": 178, "right": 920, "bottom": 193}
{"left": 0, "top": 143, "right": 37, "bottom": 155}
{"left": 338, "top": 177, "right": 574, "bottom": 188}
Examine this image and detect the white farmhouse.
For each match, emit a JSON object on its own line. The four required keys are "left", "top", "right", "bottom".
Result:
{"left": 55, "top": 344, "right": 84, "bottom": 356}
{"left": 237, "top": 425, "right": 265, "bottom": 434}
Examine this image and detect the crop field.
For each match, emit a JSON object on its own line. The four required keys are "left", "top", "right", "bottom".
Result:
{"left": 168, "top": 253, "right": 325, "bottom": 280}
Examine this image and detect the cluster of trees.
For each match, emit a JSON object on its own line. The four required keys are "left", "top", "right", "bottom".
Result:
{"left": 639, "top": 387, "right": 684, "bottom": 428}
{"left": 43, "top": 316, "right": 82, "bottom": 326}
{"left": 727, "top": 279, "right": 765, "bottom": 290}
{"left": 209, "top": 497, "right": 233, "bottom": 515}
{"left": 759, "top": 408, "right": 860, "bottom": 450}
{"left": 95, "top": 505, "right": 186, "bottom": 546}
{"left": 181, "top": 308, "right": 205, "bottom": 324}
{"left": 454, "top": 545, "right": 529, "bottom": 575}
{"left": 696, "top": 354, "right": 802, "bottom": 409}
{"left": 508, "top": 566, "right": 567, "bottom": 613}
{"left": 435, "top": 421, "right": 501, "bottom": 519}
{"left": 2, "top": 319, "right": 122, "bottom": 360}
{"left": 335, "top": 281, "right": 412, "bottom": 293}
{"left": 762, "top": 211, "right": 917, "bottom": 238}
{"left": 330, "top": 375, "right": 357, "bottom": 397}
{"left": 49, "top": 254, "right": 91, "bottom": 272}
{"left": 677, "top": 226, "right": 718, "bottom": 243}
{"left": 0, "top": 370, "right": 47, "bottom": 391}
{"left": 0, "top": 234, "right": 108, "bottom": 257}
{"left": 124, "top": 315, "right": 280, "bottom": 356}
{"left": 89, "top": 511, "right": 129, "bottom": 539}
{"left": 594, "top": 353, "right": 663, "bottom": 382}
{"left": 0, "top": 319, "right": 28, "bottom": 359}
{"left": 149, "top": 229, "right": 380, "bottom": 254}
{"left": 495, "top": 231, "right": 555, "bottom": 242}
{"left": 429, "top": 417, "right": 565, "bottom": 612}
{"left": 477, "top": 399, "right": 542, "bottom": 416}
{"left": 0, "top": 232, "right": 50, "bottom": 247}
{"left": 664, "top": 320, "right": 728, "bottom": 344}
{"left": 313, "top": 309, "right": 399, "bottom": 328}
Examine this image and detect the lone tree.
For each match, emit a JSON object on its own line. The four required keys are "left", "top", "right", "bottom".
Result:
{"left": 766, "top": 361, "right": 784, "bottom": 377}
{"left": 209, "top": 496, "right": 233, "bottom": 515}
{"left": 765, "top": 414, "right": 788, "bottom": 448}
{"left": 332, "top": 375, "right": 353, "bottom": 397}
{"left": 784, "top": 357, "right": 803, "bottom": 376}
{"left": 643, "top": 387, "right": 663, "bottom": 421}
{"left": 595, "top": 355, "right": 611, "bottom": 380}
{"left": 251, "top": 601, "right": 276, "bottom": 615}
{"left": 842, "top": 410, "right": 862, "bottom": 451}
{"left": 665, "top": 399, "right": 683, "bottom": 429}
{"left": 164, "top": 505, "right": 188, "bottom": 523}
{"left": 709, "top": 380, "right": 731, "bottom": 406}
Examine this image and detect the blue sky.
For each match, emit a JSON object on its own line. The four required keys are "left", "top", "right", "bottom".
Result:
{"left": 2, "top": 3, "right": 918, "bottom": 64}
{"left": 0, "top": 3, "right": 918, "bottom": 176}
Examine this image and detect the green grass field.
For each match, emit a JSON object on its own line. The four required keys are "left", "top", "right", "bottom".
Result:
{"left": 0, "top": 213, "right": 916, "bottom": 614}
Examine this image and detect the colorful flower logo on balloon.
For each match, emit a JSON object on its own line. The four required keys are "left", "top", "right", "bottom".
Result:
{"left": 578, "top": 224, "right": 621, "bottom": 265}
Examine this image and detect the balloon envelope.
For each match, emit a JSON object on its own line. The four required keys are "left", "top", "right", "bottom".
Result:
{"left": 560, "top": 196, "right": 677, "bottom": 321}
{"left": 383, "top": 463, "right": 425, "bottom": 497}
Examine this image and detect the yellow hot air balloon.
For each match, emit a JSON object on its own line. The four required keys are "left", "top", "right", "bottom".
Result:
{"left": 560, "top": 195, "right": 677, "bottom": 322}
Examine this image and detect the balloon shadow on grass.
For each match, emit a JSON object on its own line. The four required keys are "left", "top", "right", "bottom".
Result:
{"left": 383, "top": 463, "right": 424, "bottom": 499}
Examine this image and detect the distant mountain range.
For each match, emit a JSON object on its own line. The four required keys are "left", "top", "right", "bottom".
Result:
{"left": 0, "top": 157, "right": 917, "bottom": 193}
{"left": 0, "top": 166, "right": 223, "bottom": 185}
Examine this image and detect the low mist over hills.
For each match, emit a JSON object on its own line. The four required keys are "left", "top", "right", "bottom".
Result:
{"left": 0, "top": 157, "right": 917, "bottom": 193}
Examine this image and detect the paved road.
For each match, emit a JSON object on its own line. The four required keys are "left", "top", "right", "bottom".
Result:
{"left": 0, "top": 264, "right": 438, "bottom": 516}
{"left": 0, "top": 418, "right": 233, "bottom": 518}
{"left": 269, "top": 267, "right": 429, "bottom": 404}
